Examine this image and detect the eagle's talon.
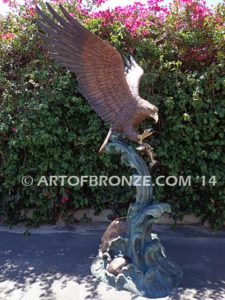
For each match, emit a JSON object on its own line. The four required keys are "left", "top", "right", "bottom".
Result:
{"left": 138, "top": 129, "right": 154, "bottom": 144}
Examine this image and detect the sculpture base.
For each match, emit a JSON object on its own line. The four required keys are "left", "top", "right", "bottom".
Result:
{"left": 91, "top": 139, "right": 182, "bottom": 298}
{"left": 91, "top": 202, "right": 182, "bottom": 299}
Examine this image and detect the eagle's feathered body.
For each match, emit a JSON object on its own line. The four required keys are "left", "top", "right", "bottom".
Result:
{"left": 36, "top": 4, "right": 159, "bottom": 151}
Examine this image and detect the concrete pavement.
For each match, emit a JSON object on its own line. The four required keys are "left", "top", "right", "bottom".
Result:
{"left": 0, "top": 224, "right": 224, "bottom": 300}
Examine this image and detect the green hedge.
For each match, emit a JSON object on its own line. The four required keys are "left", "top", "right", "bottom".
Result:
{"left": 0, "top": 3, "right": 224, "bottom": 229}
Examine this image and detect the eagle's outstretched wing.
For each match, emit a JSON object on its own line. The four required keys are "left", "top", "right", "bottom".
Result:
{"left": 124, "top": 55, "right": 144, "bottom": 98}
{"left": 36, "top": 4, "right": 137, "bottom": 125}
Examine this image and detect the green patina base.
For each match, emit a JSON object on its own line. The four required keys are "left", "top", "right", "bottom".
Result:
{"left": 91, "top": 137, "right": 183, "bottom": 298}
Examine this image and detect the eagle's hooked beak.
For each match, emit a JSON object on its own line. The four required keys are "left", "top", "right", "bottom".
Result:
{"left": 150, "top": 112, "right": 159, "bottom": 123}
{"left": 147, "top": 103, "right": 159, "bottom": 123}
{"left": 153, "top": 112, "right": 159, "bottom": 123}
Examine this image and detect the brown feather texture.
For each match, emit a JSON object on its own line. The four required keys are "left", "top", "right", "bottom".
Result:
{"left": 36, "top": 4, "right": 159, "bottom": 152}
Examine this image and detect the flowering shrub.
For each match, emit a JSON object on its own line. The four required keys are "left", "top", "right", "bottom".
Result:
{"left": 0, "top": 0, "right": 224, "bottom": 228}
{"left": 1, "top": 32, "right": 16, "bottom": 40}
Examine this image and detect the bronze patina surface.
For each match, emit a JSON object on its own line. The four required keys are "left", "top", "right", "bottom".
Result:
{"left": 36, "top": 6, "right": 182, "bottom": 298}
{"left": 36, "top": 4, "right": 158, "bottom": 152}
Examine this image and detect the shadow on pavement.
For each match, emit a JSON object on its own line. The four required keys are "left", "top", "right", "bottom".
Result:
{"left": 0, "top": 231, "right": 101, "bottom": 299}
{"left": 0, "top": 226, "right": 224, "bottom": 299}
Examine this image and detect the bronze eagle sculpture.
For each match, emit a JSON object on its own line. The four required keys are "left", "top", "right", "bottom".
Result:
{"left": 36, "top": 4, "right": 159, "bottom": 152}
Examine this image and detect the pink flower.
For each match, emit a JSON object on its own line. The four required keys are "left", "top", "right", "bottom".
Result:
{"left": 26, "top": 7, "right": 36, "bottom": 17}
{"left": 12, "top": 127, "right": 17, "bottom": 133}
{"left": 61, "top": 196, "right": 69, "bottom": 204}
{"left": 2, "top": 33, "right": 16, "bottom": 40}
{"left": 3, "top": 0, "right": 9, "bottom": 3}
{"left": 94, "top": 0, "right": 108, "bottom": 6}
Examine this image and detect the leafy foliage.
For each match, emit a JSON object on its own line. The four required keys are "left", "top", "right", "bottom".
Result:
{"left": 0, "top": 0, "right": 224, "bottom": 229}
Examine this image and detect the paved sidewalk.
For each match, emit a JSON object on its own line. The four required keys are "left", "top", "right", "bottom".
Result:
{"left": 0, "top": 224, "right": 224, "bottom": 300}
